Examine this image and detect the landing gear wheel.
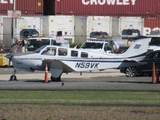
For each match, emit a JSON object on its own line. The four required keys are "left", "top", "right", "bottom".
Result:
{"left": 9, "top": 75, "right": 17, "bottom": 81}
{"left": 125, "top": 67, "right": 138, "bottom": 77}
{"left": 51, "top": 76, "right": 61, "bottom": 82}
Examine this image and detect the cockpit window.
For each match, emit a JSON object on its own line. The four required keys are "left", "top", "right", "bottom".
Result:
{"left": 41, "top": 47, "right": 57, "bottom": 55}
{"left": 34, "top": 45, "right": 46, "bottom": 53}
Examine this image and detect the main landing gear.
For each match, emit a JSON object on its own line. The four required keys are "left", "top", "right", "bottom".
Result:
{"left": 50, "top": 74, "right": 62, "bottom": 82}
{"left": 9, "top": 69, "right": 17, "bottom": 81}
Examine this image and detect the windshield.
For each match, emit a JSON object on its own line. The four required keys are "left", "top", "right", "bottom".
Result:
{"left": 149, "top": 37, "right": 160, "bottom": 46}
{"left": 27, "top": 39, "right": 56, "bottom": 51}
{"left": 80, "top": 42, "right": 103, "bottom": 49}
{"left": 34, "top": 45, "right": 46, "bottom": 53}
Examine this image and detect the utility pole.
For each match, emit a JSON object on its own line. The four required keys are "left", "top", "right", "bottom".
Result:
{"left": 12, "top": 0, "right": 16, "bottom": 44}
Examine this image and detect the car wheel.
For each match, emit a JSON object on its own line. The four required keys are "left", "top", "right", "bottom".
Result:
{"left": 125, "top": 67, "right": 138, "bottom": 77}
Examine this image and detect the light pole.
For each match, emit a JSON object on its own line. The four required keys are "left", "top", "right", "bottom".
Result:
{"left": 12, "top": 0, "right": 16, "bottom": 44}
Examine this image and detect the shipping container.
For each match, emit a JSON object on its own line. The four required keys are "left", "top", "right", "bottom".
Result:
{"left": 0, "top": 16, "right": 3, "bottom": 43}
{"left": 44, "top": 0, "right": 159, "bottom": 16}
{"left": 87, "top": 16, "right": 119, "bottom": 38}
{"left": 3, "top": 17, "right": 12, "bottom": 48}
{"left": 119, "top": 17, "right": 144, "bottom": 36}
{"left": 144, "top": 16, "right": 160, "bottom": 35}
{"left": 74, "top": 16, "right": 87, "bottom": 42}
{"left": 16, "top": 17, "right": 42, "bottom": 39}
{"left": 1, "top": 16, "right": 42, "bottom": 48}
{"left": 0, "top": 0, "right": 43, "bottom": 16}
{"left": 42, "top": 15, "right": 74, "bottom": 42}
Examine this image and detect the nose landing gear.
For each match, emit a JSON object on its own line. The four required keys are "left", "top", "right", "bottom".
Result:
{"left": 9, "top": 70, "right": 17, "bottom": 81}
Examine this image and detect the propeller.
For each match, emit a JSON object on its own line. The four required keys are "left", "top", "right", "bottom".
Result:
{"left": 5, "top": 40, "right": 25, "bottom": 68}
{"left": 5, "top": 53, "right": 13, "bottom": 68}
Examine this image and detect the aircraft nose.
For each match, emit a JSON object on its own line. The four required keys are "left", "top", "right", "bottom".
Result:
{"left": 5, "top": 53, "right": 13, "bottom": 59}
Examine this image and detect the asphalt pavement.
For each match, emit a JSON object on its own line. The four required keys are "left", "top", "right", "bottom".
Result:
{"left": 0, "top": 68, "right": 160, "bottom": 91}
{"left": 0, "top": 68, "right": 124, "bottom": 81}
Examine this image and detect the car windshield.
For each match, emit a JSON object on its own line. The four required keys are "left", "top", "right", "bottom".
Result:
{"left": 34, "top": 45, "right": 47, "bottom": 53}
{"left": 27, "top": 39, "right": 52, "bottom": 51}
{"left": 149, "top": 37, "right": 160, "bottom": 46}
{"left": 80, "top": 42, "right": 103, "bottom": 49}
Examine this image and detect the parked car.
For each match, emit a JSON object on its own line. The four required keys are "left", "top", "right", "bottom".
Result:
{"left": 120, "top": 50, "right": 160, "bottom": 77}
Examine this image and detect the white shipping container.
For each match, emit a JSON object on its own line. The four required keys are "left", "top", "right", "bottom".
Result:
{"left": 16, "top": 16, "right": 42, "bottom": 39}
{"left": 2, "top": 16, "right": 42, "bottom": 48}
{"left": 0, "top": 16, "right": 3, "bottom": 43}
{"left": 119, "top": 17, "right": 144, "bottom": 36}
{"left": 74, "top": 16, "right": 87, "bottom": 42}
{"left": 3, "top": 17, "right": 12, "bottom": 48}
{"left": 87, "top": 16, "right": 119, "bottom": 38}
{"left": 42, "top": 15, "right": 74, "bottom": 43}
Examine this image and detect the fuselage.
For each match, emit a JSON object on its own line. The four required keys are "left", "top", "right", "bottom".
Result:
{"left": 5, "top": 37, "right": 150, "bottom": 79}
{"left": 11, "top": 41, "right": 147, "bottom": 72}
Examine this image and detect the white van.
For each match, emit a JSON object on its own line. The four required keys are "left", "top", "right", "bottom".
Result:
{"left": 26, "top": 37, "right": 70, "bottom": 52}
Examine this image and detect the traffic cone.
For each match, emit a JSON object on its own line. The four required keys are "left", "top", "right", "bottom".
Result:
{"left": 156, "top": 65, "right": 159, "bottom": 83}
{"left": 44, "top": 64, "right": 49, "bottom": 83}
{"left": 152, "top": 62, "right": 156, "bottom": 84}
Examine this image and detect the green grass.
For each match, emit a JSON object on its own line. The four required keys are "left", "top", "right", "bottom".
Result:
{"left": 0, "top": 91, "right": 160, "bottom": 104}
{"left": 0, "top": 91, "right": 160, "bottom": 120}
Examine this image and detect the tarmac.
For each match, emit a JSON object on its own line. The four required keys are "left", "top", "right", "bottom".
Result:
{"left": 0, "top": 68, "right": 124, "bottom": 81}
{"left": 1, "top": 68, "right": 160, "bottom": 91}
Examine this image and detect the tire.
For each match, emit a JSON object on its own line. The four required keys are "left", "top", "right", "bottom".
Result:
{"left": 50, "top": 76, "right": 61, "bottom": 82}
{"left": 125, "top": 67, "right": 138, "bottom": 77}
{"left": 9, "top": 75, "right": 17, "bottom": 81}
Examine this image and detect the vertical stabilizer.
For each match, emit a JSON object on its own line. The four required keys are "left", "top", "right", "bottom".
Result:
{"left": 121, "top": 37, "right": 151, "bottom": 57}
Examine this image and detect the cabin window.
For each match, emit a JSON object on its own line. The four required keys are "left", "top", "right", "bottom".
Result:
{"left": 134, "top": 44, "right": 141, "bottom": 49}
{"left": 58, "top": 48, "right": 67, "bottom": 56}
{"left": 81, "top": 52, "right": 88, "bottom": 58}
{"left": 71, "top": 50, "right": 78, "bottom": 57}
{"left": 42, "top": 47, "right": 56, "bottom": 56}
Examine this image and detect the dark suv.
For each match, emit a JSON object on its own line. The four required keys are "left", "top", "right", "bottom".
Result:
{"left": 120, "top": 50, "right": 160, "bottom": 77}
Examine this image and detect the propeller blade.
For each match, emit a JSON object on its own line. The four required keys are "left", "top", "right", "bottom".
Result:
{"left": 5, "top": 53, "right": 12, "bottom": 59}
{"left": 5, "top": 53, "right": 13, "bottom": 68}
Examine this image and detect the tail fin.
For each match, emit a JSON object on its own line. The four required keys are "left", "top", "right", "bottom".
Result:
{"left": 121, "top": 37, "right": 151, "bottom": 57}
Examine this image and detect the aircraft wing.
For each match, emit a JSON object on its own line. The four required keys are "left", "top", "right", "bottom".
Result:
{"left": 42, "top": 59, "right": 75, "bottom": 72}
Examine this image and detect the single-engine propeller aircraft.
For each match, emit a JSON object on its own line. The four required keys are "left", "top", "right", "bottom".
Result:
{"left": 6, "top": 36, "right": 151, "bottom": 81}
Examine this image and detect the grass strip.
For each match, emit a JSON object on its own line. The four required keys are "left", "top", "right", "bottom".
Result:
{"left": 0, "top": 91, "right": 160, "bottom": 104}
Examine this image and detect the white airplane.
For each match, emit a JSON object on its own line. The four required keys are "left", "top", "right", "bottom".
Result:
{"left": 6, "top": 36, "right": 151, "bottom": 81}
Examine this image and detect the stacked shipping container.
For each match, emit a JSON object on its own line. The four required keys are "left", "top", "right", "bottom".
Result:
{"left": 51, "top": 0, "right": 160, "bottom": 16}
{"left": 0, "top": 0, "right": 160, "bottom": 47}
{"left": 144, "top": 16, "right": 160, "bottom": 35}
{"left": 0, "top": 0, "right": 43, "bottom": 16}
{"left": 0, "top": 0, "right": 159, "bottom": 16}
